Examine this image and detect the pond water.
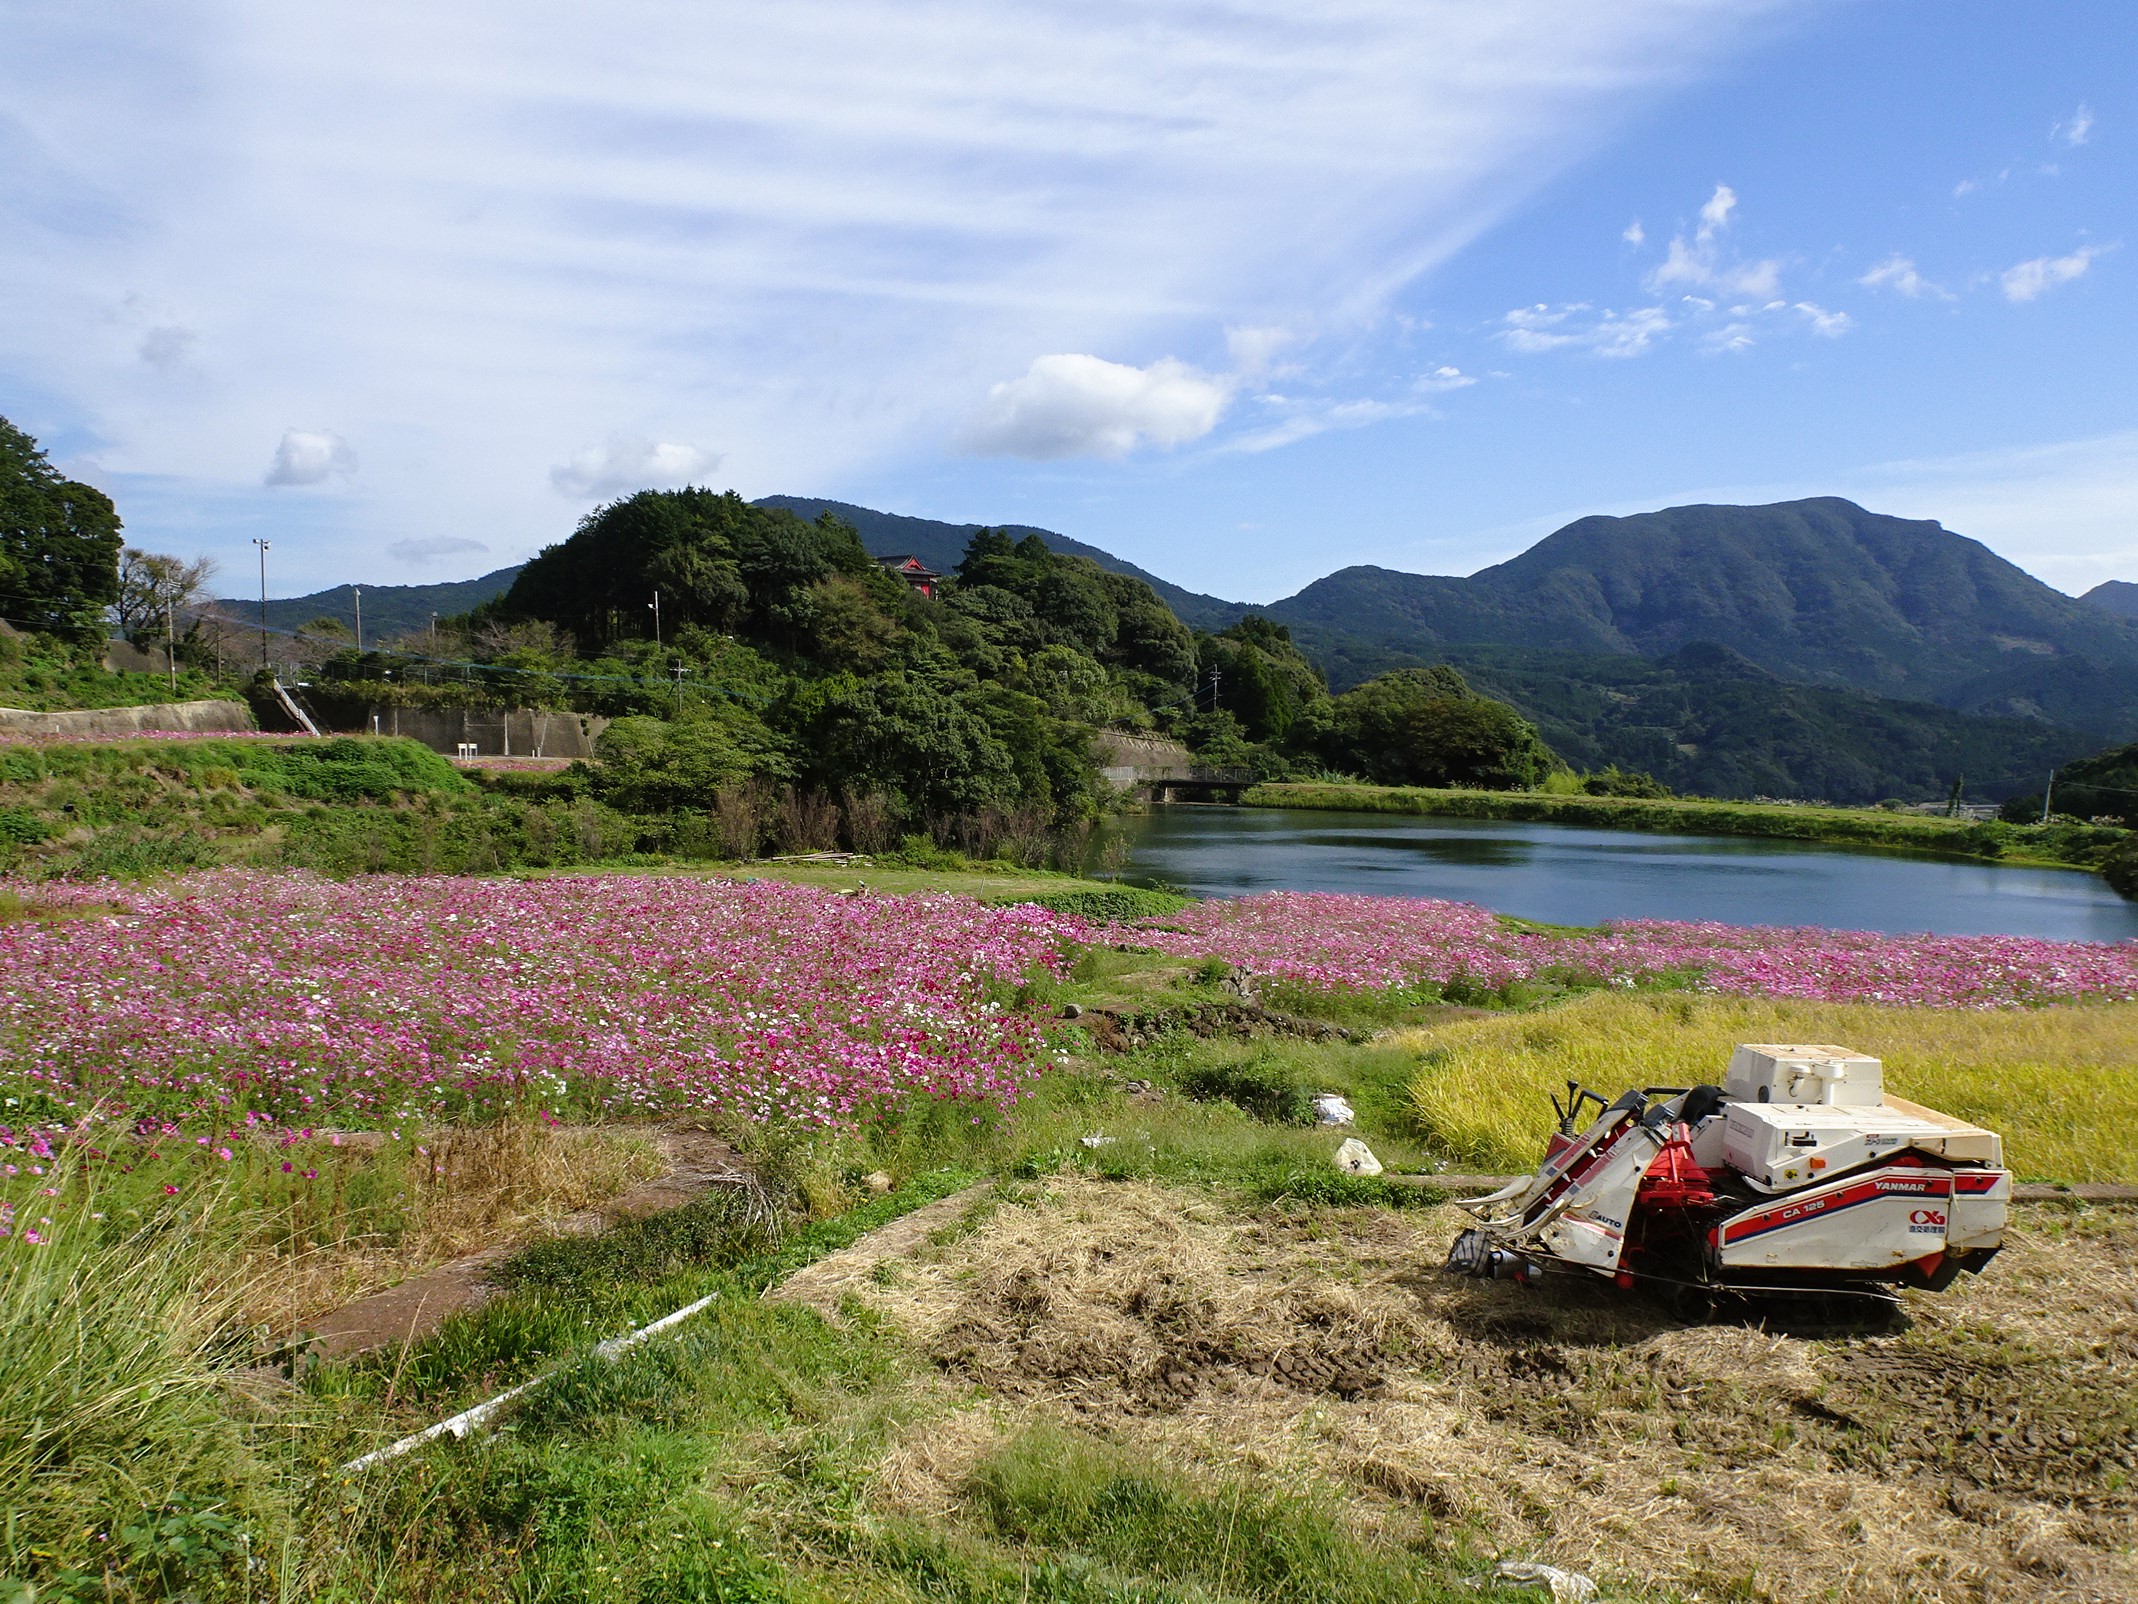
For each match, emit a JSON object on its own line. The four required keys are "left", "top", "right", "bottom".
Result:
{"left": 1109, "top": 806, "right": 2138, "bottom": 942}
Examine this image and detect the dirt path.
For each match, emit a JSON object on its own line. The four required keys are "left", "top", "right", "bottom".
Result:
{"left": 767, "top": 1184, "right": 993, "bottom": 1316}
{"left": 305, "top": 1128, "right": 747, "bottom": 1360}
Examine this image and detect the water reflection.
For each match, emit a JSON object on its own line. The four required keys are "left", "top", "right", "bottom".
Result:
{"left": 1109, "top": 806, "right": 2138, "bottom": 942}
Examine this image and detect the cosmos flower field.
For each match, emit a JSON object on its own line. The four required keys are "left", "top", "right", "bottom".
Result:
{"left": 0, "top": 872, "right": 1081, "bottom": 1142}
{"left": 1111, "top": 891, "right": 2138, "bottom": 1009}
{"left": 3, "top": 876, "right": 2133, "bottom": 1158}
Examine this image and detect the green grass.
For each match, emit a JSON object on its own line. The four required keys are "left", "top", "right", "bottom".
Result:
{"left": 1247, "top": 780, "right": 2132, "bottom": 872}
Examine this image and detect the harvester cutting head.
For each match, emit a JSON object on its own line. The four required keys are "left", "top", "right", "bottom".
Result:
{"left": 1444, "top": 1044, "right": 2009, "bottom": 1315}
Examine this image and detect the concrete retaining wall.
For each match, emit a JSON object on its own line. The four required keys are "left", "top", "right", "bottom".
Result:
{"left": 0, "top": 699, "right": 258, "bottom": 738}
{"left": 346, "top": 706, "right": 608, "bottom": 759}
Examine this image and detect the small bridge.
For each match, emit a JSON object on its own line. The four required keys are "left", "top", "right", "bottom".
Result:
{"left": 1094, "top": 732, "right": 1255, "bottom": 803}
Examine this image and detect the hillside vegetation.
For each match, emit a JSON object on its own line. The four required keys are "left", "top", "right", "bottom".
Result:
{"left": 1435, "top": 640, "right": 2092, "bottom": 804}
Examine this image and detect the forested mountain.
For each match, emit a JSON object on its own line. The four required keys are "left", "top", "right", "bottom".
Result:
{"left": 1262, "top": 499, "right": 2138, "bottom": 733}
{"left": 754, "top": 495, "right": 1242, "bottom": 629}
{"left": 2086, "top": 580, "right": 2138, "bottom": 621}
{"left": 225, "top": 567, "right": 526, "bottom": 642}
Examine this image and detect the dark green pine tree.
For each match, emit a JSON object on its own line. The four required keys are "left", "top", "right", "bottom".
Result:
{"left": 0, "top": 416, "right": 124, "bottom": 643}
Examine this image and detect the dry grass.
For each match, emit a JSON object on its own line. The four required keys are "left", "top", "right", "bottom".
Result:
{"left": 1396, "top": 992, "right": 2138, "bottom": 1181}
{"left": 829, "top": 1177, "right": 2138, "bottom": 1604}
{"left": 222, "top": 1121, "right": 663, "bottom": 1335}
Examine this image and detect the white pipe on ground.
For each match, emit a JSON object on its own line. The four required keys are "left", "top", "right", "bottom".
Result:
{"left": 339, "top": 1291, "right": 720, "bottom": 1472}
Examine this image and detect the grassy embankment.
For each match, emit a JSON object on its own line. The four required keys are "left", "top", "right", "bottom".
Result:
{"left": 0, "top": 633, "right": 222, "bottom": 712}
{"left": 1245, "top": 779, "right": 2132, "bottom": 873}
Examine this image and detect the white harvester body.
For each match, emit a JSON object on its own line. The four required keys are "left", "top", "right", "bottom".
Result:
{"left": 1445, "top": 1044, "right": 2011, "bottom": 1308}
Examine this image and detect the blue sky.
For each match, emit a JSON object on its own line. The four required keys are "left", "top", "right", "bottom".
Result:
{"left": 2, "top": 0, "right": 2132, "bottom": 602}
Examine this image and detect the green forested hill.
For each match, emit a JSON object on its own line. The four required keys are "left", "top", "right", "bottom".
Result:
{"left": 1264, "top": 498, "right": 2138, "bottom": 733}
{"left": 1439, "top": 641, "right": 2095, "bottom": 804}
{"left": 754, "top": 495, "right": 1244, "bottom": 629}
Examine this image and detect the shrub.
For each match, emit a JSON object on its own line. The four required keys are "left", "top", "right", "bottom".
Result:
{"left": 1176, "top": 1057, "right": 1315, "bottom": 1125}
{"left": 1012, "top": 885, "right": 1190, "bottom": 921}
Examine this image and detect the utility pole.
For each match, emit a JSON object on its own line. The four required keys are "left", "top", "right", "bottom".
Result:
{"left": 164, "top": 593, "right": 178, "bottom": 696}
{"left": 251, "top": 538, "right": 271, "bottom": 671}
{"left": 353, "top": 586, "right": 363, "bottom": 653}
{"left": 2041, "top": 769, "right": 2056, "bottom": 825}
{"left": 649, "top": 589, "right": 662, "bottom": 647}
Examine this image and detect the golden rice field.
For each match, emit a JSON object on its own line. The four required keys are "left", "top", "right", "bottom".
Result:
{"left": 1402, "top": 992, "right": 2138, "bottom": 1182}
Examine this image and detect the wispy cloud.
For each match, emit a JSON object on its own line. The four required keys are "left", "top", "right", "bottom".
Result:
{"left": 1646, "top": 183, "right": 1780, "bottom": 297}
{"left": 2001, "top": 244, "right": 2110, "bottom": 303}
{"left": 1500, "top": 303, "right": 1673, "bottom": 358}
{"left": 2053, "top": 103, "right": 2095, "bottom": 147}
{"left": 1858, "top": 254, "right": 1949, "bottom": 300}
{"left": 0, "top": 2, "right": 1793, "bottom": 584}
{"left": 388, "top": 536, "right": 490, "bottom": 567}
{"left": 1219, "top": 397, "right": 1421, "bottom": 455}
{"left": 1415, "top": 365, "right": 1477, "bottom": 393}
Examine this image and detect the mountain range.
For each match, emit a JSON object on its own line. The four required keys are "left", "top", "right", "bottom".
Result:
{"left": 238, "top": 493, "right": 2138, "bottom": 800}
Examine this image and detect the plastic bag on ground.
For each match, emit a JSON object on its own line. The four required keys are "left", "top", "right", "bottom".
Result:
{"left": 1334, "top": 1138, "right": 1382, "bottom": 1176}
{"left": 1487, "top": 1561, "right": 1599, "bottom": 1603}
{"left": 1312, "top": 1093, "right": 1355, "bottom": 1126}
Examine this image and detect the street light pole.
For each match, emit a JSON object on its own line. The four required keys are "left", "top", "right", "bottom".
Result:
{"left": 354, "top": 586, "right": 363, "bottom": 653}
{"left": 251, "top": 538, "right": 271, "bottom": 671}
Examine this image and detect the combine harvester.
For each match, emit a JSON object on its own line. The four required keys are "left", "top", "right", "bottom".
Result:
{"left": 1446, "top": 1044, "right": 2010, "bottom": 1317}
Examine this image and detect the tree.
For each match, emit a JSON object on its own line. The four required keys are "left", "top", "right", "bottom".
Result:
{"left": 1325, "top": 666, "right": 1556, "bottom": 789}
{"left": 115, "top": 548, "right": 220, "bottom": 646}
{"left": 0, "top": 416, "right": 123, "bottom": 643}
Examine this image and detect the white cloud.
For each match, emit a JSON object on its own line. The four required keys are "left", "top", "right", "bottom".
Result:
{"left": 1793, "top": 301, "right": 1851, "bottom": 337}
{"left": 550, "top": 438, "right": 721, "bottom": 499}
{"left": 1500, "top": 303, "right": 1671, "bottom": 358}
{"left": 1696, "top": 182, "right": 1736, "bottom": 241}
{"left": 963, "top": 354, "right": 1231, "bottom": 460}
{"left": 1952, "top": 178, "right": 1980, "bottom": 198}
{"left": 2054, "top": 103, "right": 2095, "bottom": 147}
{"left": 2001, "top": 245, "right": 2108, "bottom": 303}
{"left": 1415, "top": 364, "right": 1476, "bottom": 393}
{"left": 388, "top": 535, "right": 490, "bottom": 566}
{"left": 264, "top": 428, "right": 356, "bottom": 487}
{"left": 1858, "top": 254, "right": 1948, "bottom": 300}
{"left": 1645, "top": 183, "right": 1779, "bottom": 297}
{"left": 0, "top": 2, "right": 1790, "bottom": 585}
{"left": 1621, "top": 219, "right": 1644, "bottom": 246}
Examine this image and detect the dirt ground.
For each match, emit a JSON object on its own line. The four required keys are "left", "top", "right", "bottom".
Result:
{"left": 790, "top": 1177, "right": 2138, "bottom": 1604}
